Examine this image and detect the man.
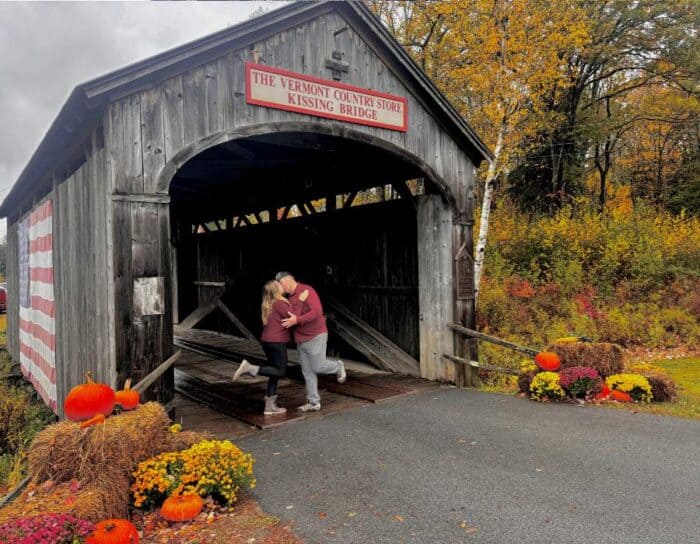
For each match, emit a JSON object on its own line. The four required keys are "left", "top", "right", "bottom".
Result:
{"left": 276, "top": 271, "right": 346, "bottom": 412}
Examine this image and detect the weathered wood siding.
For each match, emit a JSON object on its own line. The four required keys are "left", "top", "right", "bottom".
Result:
{"left": 52, "top": 148, "right": 116, "bottom": 407}
{"left": 6, "top": 222, "right": 19, "bottom": 363}
{"left": 417, "top": 194, "right": 456, "bottom": 381}
{"left": 5, "top": 146, "right": 116, "bottom": 414}
{"left": 103, "top": 9, "right": 476, "bottom": 383}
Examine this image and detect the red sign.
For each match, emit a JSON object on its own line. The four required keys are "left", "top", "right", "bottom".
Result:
{"left": 245, "top": 63, "right": 408, "bottom": 132}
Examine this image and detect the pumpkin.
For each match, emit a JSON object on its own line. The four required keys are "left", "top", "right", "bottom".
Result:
{"left": 80, "top": 413, "right": 106, "bottom": 429}
{"left": 64, "top": 372, "right": 116, "bottom": 421}
{"left": 160, "top": 494, "right": 204, "bottom": 522}
{"left": 87, "top": 519, "right": 139, "bottom": 544}
{"left": 610, "top": 390, "right": 632, "bottom": 402}
{"left": 115, "top": 379, "right": 140, "bottom": 411}
{"left": 534, "top": 351, "right": 561, "bottom": 372}
{"left": 593, "top": 384, "right": 611, "bottom": 401}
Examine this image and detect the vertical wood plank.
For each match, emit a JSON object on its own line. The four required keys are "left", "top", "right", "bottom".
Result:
{"left": 417, "top": 194, "right": 455, "bottom": 382}
{"left": 183, "top": 66, "right": 208, "bottom": 146}
{"left": 141, "top": 87, "right": 166, "bottom": 194}
{"left": 162, "top": 75, "right": 185, "bottom": 166}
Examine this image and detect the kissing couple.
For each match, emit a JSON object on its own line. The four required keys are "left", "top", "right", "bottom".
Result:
{"left": 233, "top": 271, "right": 346, "bottom": 415}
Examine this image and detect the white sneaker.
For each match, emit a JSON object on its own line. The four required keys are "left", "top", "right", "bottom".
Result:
{"left": 336, "top": 360, "right": 346, "bottom": 383}
{"left": 233, "top": 359, "right": 258, "bottom": 382}
{"left": 298, "top": 402, "right": 321, "bottom": 412}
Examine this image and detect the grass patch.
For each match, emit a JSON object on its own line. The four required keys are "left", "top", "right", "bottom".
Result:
{"left": 620, "top": 358, "right": 700, "bottom": 420}
{"left": 477, "top": 356, "right": 700, "bottom": 420}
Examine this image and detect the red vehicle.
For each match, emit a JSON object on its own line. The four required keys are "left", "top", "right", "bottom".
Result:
{"left": 0, "top": 284, "right": 6, "bottom": 313}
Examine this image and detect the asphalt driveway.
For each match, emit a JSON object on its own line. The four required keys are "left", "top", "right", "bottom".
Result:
{"left": 238, "top": 388, "right": 700, "bottom": 544}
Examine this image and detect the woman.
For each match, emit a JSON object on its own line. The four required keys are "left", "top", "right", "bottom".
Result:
{"left": 232, "top": 280, "right": 290, "bottom": 415}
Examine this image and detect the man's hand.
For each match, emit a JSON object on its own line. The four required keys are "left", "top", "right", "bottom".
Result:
{"left": 281, "top": 312, "right": 298, "bottom": 329}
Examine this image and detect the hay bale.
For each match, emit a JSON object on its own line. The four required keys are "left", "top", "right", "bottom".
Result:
{"left": 0, "top": 478, "right": 129, "bottom": 524}
{"left": 545, "top": 342, "right": 624, "bottom": 377}
{"left": 28, "top": 402, "right": 170, "bottom": 485}
{"left": 6, "top": 402, "right": 211, "bottom": 523}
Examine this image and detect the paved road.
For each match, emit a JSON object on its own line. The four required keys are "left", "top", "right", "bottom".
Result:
{"left": 238, "top": 388, "right": 700, "bottom": 544}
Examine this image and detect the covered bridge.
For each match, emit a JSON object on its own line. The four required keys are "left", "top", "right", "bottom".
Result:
{"left": 0, "top": 1, "right": 491, "bottom": 416}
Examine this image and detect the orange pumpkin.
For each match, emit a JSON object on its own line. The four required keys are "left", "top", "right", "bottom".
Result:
{"left": 160, "top": 494, "right": 204, "bottom": 522}
{"left": 610, "top": 390, "right": 632, "bottom": 402}
{"left": 64, "top": 372, "right": 115, "bottom": 421}
{"left": 534, "top": 352, "right": 561, "bottom": 372}
{"left": 115, "top": 379, "right": 140, "bottom": 411}
{"left": 87, "top": 519, "right": 139, "bottom": 544}
{"left": 80, "top": 413, "right": 106, "bottom": 429}
{"left": 593, "top": 384, "right": 611, "bottom": 401}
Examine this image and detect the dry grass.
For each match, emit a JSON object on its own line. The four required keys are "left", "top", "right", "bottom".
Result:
{"left": 546, "top": 342, "right": 624, "bottom": 377}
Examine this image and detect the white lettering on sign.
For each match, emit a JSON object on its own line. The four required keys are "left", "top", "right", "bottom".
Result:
{"left": 245, "top": 63, "right": 408, "bottom": 132}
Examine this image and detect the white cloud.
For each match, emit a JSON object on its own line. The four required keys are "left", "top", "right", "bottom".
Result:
{"left": 0, "top": 1, "right": 289, "bottom": 236}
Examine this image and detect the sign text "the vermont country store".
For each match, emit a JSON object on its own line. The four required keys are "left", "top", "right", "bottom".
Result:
{"left": 245, "top": 63, "right": 408, "bottom": 132}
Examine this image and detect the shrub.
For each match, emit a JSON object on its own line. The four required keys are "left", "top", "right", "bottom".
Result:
{"left": 0, "top": 513, "right": 94, "bottom": 544}
{"left": 606, "top": 373, "right": 653, "bottom": 403}
{"left": 626, "top": 362, "right": 678, "bottom": 402}
{"left": 529, "top": 372, "right": 566, "bottom": 401}
{"left": 131, "top": 439, "right": 256, "bottom": 509}
{"left": 477, "top": 199, "right": 700, "bottom": 353}
{"left": 559, "top": 366, "right": 602, "bottom": 399}
{"left": 644, "top": 374, "right": 678, "bottom": 403}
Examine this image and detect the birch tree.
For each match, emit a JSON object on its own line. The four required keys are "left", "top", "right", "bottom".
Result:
{"left": 370, "top": 0, "right": 589, "bottom": 301}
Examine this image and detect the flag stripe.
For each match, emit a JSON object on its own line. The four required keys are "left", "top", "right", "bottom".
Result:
{"left": 29, "top": 267, "right": 54, "bottom": 284}
{"left": 19, "top": 318, "right": 56, "bottom": 351}
{"left": 19, "top": 199, "right": 57, "bottom": 414}
{"left": 29, "top": 234, "right": 52, "bottom": 254}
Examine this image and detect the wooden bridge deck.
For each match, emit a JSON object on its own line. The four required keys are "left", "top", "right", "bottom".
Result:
{"left": 173, "top": 328, "right": 437, "bottom": 431}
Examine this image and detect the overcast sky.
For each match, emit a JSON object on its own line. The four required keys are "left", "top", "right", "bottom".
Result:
{"left": 0, "top": 1, "right": 290, "bottom": 237}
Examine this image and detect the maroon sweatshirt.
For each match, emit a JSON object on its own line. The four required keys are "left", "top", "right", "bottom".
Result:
{"left": 289, "top": 282, "right": 327, "bottom": 343}
{"left": 261, "top": 299, "right": 292, "bottom": 343}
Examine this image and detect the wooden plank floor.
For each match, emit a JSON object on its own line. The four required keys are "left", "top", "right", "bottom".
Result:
{"left": 174, "top": 327, "right": 384, "bottom": 374}
{"left": 173, "top": 328, "right": 440, "bottom": 431}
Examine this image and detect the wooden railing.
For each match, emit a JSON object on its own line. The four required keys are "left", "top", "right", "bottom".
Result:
{"left": 444, "top": 323, "right": 540, "bottom": 377}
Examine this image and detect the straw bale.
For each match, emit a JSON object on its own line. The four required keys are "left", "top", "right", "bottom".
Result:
{"left": 5, "top": 402, "right": 211, "bottom": 523}
{"left": 0, "top": 477, "right": 130, "bottom": 523}
{"left": 28, "top": 402, "right": 170, "bottom": 485}
{"left": 545, "top": 342, "right": 624, "bottom": 377}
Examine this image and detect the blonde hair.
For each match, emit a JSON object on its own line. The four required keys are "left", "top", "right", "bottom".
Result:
{"left": 261, "top": 280, "right": 290, "bottom": 325}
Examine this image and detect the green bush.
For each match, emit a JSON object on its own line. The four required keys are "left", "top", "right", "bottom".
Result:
{"left": 477, "top": 199, "right": 700, "bottom": 370}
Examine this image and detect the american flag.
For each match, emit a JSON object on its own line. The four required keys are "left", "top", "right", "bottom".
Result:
{"left": 18, "top": 200, "right": 57, "bottom": 413}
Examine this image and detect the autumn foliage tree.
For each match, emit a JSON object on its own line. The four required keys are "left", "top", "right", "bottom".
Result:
{"left": 369, "top": 0, "right": 589, "bottom": 299}
{"left": 370, "top": 0, "right": 698, "bottom": 300}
